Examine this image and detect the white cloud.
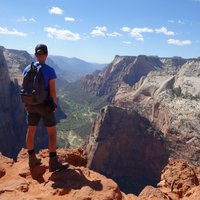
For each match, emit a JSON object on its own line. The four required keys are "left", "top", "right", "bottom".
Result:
{"left": 167, "top": 39, "right": 191, "bottom": 46}
{"left": 155, "top": 26, "right": 174, "bottom": 35}
{"left": 90, "top": 26, "right": 107, "bottom": 37}
{"left": 90, "top": 27, "right": 121, "bottom": 37}
{"left": 17, "top": 16, "right": 36, "bottom": 22}
{"left": 121, "top": 26, "right": 175, "bottom": 41}
{"left": 49, "top": 7, "right": 63, "bottom": 15}
{"left": 121, "top": 27, "right": 131, "bottom": 32}
{"left": 123, "top": 41, "right": 132, "bottom": 44}
{"left": 44, "top": 27, "right": 80, "bottom": 41}
{"left": 107, "top": 32, "right": 121, "bottom": 37}
{"left": 65, "top": 17, "right": 75, "bottom": 22}
{"left": 130, "top": 27, "right": 153, "bottom": 41}
{"left": 29, "top": 18, "right": 36, "bottom": 22}
{"left": 0, "top": 26, "right": 27, "bottom": 37}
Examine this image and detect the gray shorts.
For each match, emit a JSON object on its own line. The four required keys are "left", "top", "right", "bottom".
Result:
{"left": 26, "top": 104, "right": 56, "bottom": 127}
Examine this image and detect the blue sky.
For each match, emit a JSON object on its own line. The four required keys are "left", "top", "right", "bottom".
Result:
{"left": 0, "top": 0, "right": 200, "bottom": 63}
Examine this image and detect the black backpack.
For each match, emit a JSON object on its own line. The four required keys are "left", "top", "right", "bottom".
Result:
{"left": 20, "top": 62, "right": 48, "bottom": 105}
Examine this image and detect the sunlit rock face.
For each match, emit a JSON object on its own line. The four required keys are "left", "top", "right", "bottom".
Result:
{"left": 82, "top": 55, "right": 187, "bottom": 102}
{"left": 0, "top": 148, "right": 137, "bottom": 200}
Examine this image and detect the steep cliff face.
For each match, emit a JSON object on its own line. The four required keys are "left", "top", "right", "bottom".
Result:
{"left": 0, "top": 49, "right": 27, "bottom": 159}
{"left": 85, "top": 105, "right": 169, "bottom": 194}
{"left": 82, "top": 55, "right": 163, "bottom": 101}
{"left": 113, "top": 60, "right": 200, "bottom": 165}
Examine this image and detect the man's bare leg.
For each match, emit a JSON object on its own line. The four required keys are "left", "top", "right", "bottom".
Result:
{"left": 46, "top": 126, "right": 57, "bottom": 152}
{"left": 26, "top": 125, "right": 37, "bottom": 150}
{"left": 26, "top": 125, "right": 41, "bottom": 168}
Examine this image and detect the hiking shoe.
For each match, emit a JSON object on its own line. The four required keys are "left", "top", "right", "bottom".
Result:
{"left": 49, "top": 156, "right": 69, "bottom": 172}
{"left": 28, "top": 154, "right": 42, "bottom": 168}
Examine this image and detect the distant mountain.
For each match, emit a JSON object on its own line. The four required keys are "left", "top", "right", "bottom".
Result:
{"left": 82, "top": 55, "right": 188, "bottom": 101}
{"left": 49, "top": 55, "right": 106, "bottom": 82}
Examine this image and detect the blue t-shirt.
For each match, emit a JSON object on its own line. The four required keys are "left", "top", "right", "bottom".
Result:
{"left": 23, "top": 62, "right": 57, "bottom": 90}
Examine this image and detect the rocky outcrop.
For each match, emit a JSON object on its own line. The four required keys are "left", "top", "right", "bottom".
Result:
{"left": 158, "top": 160, "right": 200, "bottom": 199}
{"left": 85, "top": 105, "right": 169, "bottom": 195}
{"left": 0, "top": 148, "right": 137, "bottom": 200}
{"left": 1, "top": 149, "right": 200, "bottom": 199}
{"left": 113, "top": 60, "right": 200, "bottom": 166}
{"left": 136, "top": 159, "right": 200, "bottom": 200}
{"left": 156, "top": 159, "right": 200, "bottom": 200}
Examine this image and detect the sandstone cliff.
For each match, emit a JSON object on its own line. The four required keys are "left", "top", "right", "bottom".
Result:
{"left": 85, "top": 105, "right": 169, "bottom": 195}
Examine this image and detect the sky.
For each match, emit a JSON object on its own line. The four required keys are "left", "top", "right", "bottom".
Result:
{"left": 0, "top": 0, "right": 200, "bottom": 63}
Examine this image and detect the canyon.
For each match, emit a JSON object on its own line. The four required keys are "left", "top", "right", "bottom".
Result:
{"left": 1, "top": 46, "right": 200, "bottom": 199}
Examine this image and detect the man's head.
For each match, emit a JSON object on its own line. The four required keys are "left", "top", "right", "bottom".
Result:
{"left": 35, "top": 44, "right": 48, "bottom": 63}
{"left": 35, "top": 44, "right": 48, "bottom": 55}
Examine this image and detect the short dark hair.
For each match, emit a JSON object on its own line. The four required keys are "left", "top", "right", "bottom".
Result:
{"left": 35, "top": 44, "right": 48, "bottom": 55}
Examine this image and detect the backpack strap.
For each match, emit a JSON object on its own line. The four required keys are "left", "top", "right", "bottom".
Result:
{"left": 30, "top": 62, "right": 43, "bottom": 72}
{"left": 30, "top": 62, "right": 36, "bottom": 70}
{"left": 36, "top": 64, "right": 43, "bottom": 72}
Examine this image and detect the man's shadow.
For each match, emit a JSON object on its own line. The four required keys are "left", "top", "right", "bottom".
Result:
{"left": 48, "top": 168, "right": 103, "bottom": 195}
{"left": 30, "top": 165, "right": 47, "bottom": 183}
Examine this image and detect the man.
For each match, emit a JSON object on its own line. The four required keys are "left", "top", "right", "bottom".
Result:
{"left": 23, "top": 44, "right": 68, "bottom": 172}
